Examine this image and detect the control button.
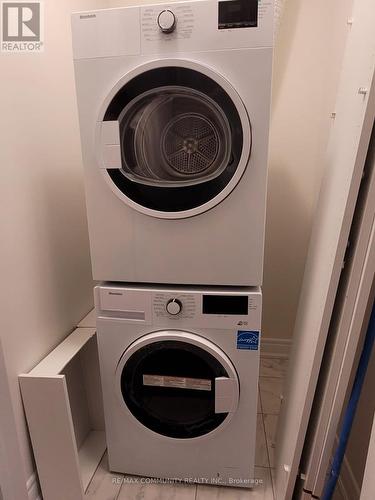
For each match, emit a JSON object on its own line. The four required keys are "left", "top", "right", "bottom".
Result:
{"left": 166, "top": 298, "right": 182, "bottom": 315}
{"left": 157, "top": 9, "right": 176, "bottom": 33}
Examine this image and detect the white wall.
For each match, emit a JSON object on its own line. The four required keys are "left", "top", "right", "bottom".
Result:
{"left": 263, "top": 0, "right": 354, "bottom": 340}
{"left": 0, "top": 0, "right": 104, "bottom": 496}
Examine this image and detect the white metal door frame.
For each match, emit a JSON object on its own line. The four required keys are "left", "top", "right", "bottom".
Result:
{"left": 302, "top": 131, "right": 375, "bottom": 497}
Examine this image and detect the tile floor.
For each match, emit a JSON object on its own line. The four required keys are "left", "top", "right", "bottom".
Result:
{"left": 85, "top": 357, "right": 287, "bottom": 500}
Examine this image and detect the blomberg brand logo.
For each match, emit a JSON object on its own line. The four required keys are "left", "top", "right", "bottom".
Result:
{"left": 1, "top": 1, "right": 44, "bottom": 52}
{"left": 80, "top": 13, "right": 96, "bottom": 19}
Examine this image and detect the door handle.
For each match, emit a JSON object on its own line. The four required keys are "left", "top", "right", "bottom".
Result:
{"left": 99, "top": 120, "right": 121, "bottom": 169}
{"left": 215, "top": 377, "right": 238, "bottom": 414}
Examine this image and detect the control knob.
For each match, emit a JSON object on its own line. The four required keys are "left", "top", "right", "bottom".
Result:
{"left": 157, "top": 9, "right": 176, "bottom": 33}
{"left": 166, "top": 298, "right": 182, "bottom": 315}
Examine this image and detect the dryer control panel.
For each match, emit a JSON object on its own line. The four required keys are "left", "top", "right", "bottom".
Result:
{"left": 218, "top": 0, "right": 258, "bottom": 30}
{"left": 95, "top": 284, "right": 261, "bottom": 330}
{"left": 72, "top": 0, "right": 274, "bottom": 60}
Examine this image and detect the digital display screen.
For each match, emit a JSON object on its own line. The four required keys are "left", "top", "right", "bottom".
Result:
{"left": 218, "top": 0, "right": 258, "bottom": 29}
{"left": 203, "top": 295, "right": 248, "bottom": 315}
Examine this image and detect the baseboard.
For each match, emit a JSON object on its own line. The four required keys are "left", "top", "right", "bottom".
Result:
{"left": 27, "top": 472, "right": 41, "bottom": 500}
{"left": 260, "top": 337, "right": 291, "bottom": 358}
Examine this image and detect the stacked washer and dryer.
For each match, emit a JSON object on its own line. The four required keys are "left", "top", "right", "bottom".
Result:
{"left": 72, "top": 0, "right": 273, "bottom": 488}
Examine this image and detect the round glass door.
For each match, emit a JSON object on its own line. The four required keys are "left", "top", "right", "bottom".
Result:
{"left": 116, "top": 332, "right": 239, "bottom": 439}
{"left": 118, "top": 86, "right": 231, "bottom": 187}
{"left": 98, "top": 62, "right": 251, "bottom": 218}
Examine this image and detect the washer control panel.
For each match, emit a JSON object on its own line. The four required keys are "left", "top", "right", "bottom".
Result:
{"left": 154, "top": 293, "right": 196, "bottom": 320}
{"left": 152, "top": 290, "right": 260, "bottom": 328}
{"left": 96, "top": 285, "right": 261, "bottom": 330}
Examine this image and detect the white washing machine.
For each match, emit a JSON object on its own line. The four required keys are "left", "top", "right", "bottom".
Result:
{"left": 72, "top": 0, "right": 274, "bottom": 286}
{"left": 95, "top": 283, "right": 261, "bottom": 486}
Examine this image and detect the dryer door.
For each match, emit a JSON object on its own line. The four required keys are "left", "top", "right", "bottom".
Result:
{"left": 97, "top": 60, "right": 251, "bottom": 219}
{"left": 115, "top": 331, "right": 239, "bottom": 439}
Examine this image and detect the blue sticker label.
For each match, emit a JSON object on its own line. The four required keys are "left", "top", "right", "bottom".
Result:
{"left": 237, "top": 331, "right": 260, "bottom": 350}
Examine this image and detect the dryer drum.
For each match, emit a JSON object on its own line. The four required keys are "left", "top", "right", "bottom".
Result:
{"left": 118, "top": 86, "right": 231, "bottom": 187}
{"left": 162, "top": 114, "right": 219, "bottom": 175}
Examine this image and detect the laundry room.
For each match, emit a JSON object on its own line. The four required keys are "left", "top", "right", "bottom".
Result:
{"left": 1, "top": 1, "right": 375, "bottom": 500}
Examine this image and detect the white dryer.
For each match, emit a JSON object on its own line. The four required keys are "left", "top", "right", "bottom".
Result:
{"left": 95, "top": 284, "right": 261, "bottom": 486}
{"left": 72, "top": 0, "right": 274, "bottom": 285}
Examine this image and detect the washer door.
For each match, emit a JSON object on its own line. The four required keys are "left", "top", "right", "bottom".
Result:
{"left": 97, "top": 60, "right": 251, "bottom": 219}
{"left": 115, "top": 331, "right": 239, "bottom": 439}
